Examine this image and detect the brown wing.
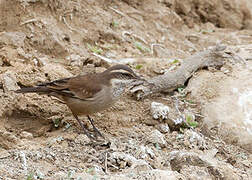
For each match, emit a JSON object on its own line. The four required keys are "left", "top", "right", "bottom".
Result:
{"left": 16, "top": 74, "right": 104, "bottom": 101}
{"left": 66, "top": 74, "right": 103, "bottom": 100}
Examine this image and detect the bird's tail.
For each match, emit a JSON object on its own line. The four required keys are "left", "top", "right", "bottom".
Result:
{"left": 15, "top": 86, "right": 50, "bottom": 94}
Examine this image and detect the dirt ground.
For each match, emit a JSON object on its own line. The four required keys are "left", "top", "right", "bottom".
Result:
{"left": 0, "top": 0, "right": 252, "bottom": 179}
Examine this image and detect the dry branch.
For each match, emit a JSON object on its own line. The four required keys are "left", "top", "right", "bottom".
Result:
{"left": 131, "top": 45, "right": 232, "bottom": 99}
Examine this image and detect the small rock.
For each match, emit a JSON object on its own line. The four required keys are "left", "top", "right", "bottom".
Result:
{"left": 151, "top": 102, "right": 170, "bottom": 120}
{"left": 184, "top": 129, "right": 206, "bottom": 149}
{"left": 220, "top": 66, "right": 230, "bottom": 74}
{"left": 168, "top": 149, "right": 240, "bottom": 179}
{"left": 0, "top": 130, "right": 18, "bottom": 149}
{"left": 168, "top": 151, "right": 210, "bottom": 172}
{"left": 34, "top": 169, "right": 45, "bottom": 179}
{"left": 147, "top": 129, "right": 166, "bottom": 147}
{"left": 1, "top": 71, "right": 19, "bottom": 91}
{"left": 82, "top": 64, "right": 95, "bottom": 75}
{"left": 17, "top": 47, "right": 31, "bottom": 59}
{"left": 42, "top": 63, "right": 72, "bottom": 80}
{"left": 67, "top": 54, "right": 84, "bottom": 66}
{"left": 2, "top": 131, "right": 18, "bottom": 143}
{"left": 75, "top": 134, "right": 90, "bottom": 145}
{"left": 47, "top": 136, "right": 64, "bottom": 147}
{"left": 20, "top": 131, "right": 33, "bottom": 139}
{"left": 136, "top": 146, "right": 155, "bottom": 159}
{"left": 156, "top": 123, "right": 170, "bottom": 134}
{"left": 37, "top": 57, "right": 48, "bottom": 66}
{"left": 146, "top": 147, "right": 155, "bottom": 159}
{"left": 110, "top": 152, "right": 151, "bottom": 172}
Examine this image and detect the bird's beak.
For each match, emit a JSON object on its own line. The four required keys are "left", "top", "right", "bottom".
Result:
{"left": 136, "top": 75, "right": 146, "bottom": 82}
{"left": 133, "top": 73, "right": 145, "bottom": 80}
{"left": 132, "top": 75, "right": 147, "bottom": 85}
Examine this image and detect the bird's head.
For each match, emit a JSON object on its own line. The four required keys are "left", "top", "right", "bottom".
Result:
{"left": 105, "top": 64, "right": 141, "bottom": 84}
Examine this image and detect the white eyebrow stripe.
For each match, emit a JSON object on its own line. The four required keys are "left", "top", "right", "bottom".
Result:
{"left": 109, "top": 69, "right": 132, "bottom": 74}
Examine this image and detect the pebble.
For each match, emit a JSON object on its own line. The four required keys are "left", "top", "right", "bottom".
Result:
{"left": 20, "top": 131, "right": 33, "bottom": 139}
{"left": 156, "top": 123, "right": 170, "bottom": 134}
{"left": 147, "top": 129, "right": 167, "bottom": 147}
{"left": 151, "top": 102, "right": 170, "bottom": 120}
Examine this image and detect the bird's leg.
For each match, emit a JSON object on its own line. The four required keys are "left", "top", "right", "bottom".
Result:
{"left": 87, "top": 115, "right": 104, "bottom": 139}
{"left": 71, "top": 113, "right": 96, "bottom": 140}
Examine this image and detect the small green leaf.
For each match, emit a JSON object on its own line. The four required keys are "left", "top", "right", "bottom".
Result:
{"left": 171, "top": 59, "right": 179, "bottom": 64}
{"left": 188, "top": 121, "right": 198, "bottom": 128}
{"left": 111, "top": 21, "right": 119, "bottom": 28}
{"left": 87, "top": 44, "right": 103, "bottom": 54}
{"left": 53, "top": 118, "right": 62, "bottom": 128}
{"left": 177, "top": 87, "right": 184, "bottom": 93}
{"left": 135, "top": 64, "right": 143, "bottom": 69}
{"left": 186, "top": 115, "right": 192, "bottom": 122}
{"left": 186, "top": 115, "right": 198, "bottom": 128}
{"left": 135, "top": 42, "right": 150, "bottom": 53}
{"left": 26, "top": 173, "right": 34, "bottom": 180}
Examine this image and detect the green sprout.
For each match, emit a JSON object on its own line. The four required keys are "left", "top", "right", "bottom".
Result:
{"left": 177, "top": 87, "right": 185, "bottom": 93}
{"left": 26, "top": 173, "right": 34, "bottom": 180}
{"left": 87, "top": 44, "right": 103, "bottom": 54}
{"left": 53, "top": 118, "right": 62, "bottom": 128}
{"left": 134, "top": 41, "right": 150, "bottom": 53}
{"left": 171, "top": 59, "right": 179, "bottom": 64}
{"left": 111, "top": 21, "right": 119, "bottom": 28}
{"left": 135, "top": 64, "right": 143, "bottom": 69}
{"left": 186, "top": 115, "right": 198, "bottom": 128}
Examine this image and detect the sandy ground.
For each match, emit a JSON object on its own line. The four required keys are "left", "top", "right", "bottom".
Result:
{"left": 0, "top": 0, "right": 252, "bottom": 179}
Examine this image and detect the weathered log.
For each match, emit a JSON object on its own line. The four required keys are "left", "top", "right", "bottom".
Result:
{"left": 131, "top": 45, "right": 231, "bottom": 99}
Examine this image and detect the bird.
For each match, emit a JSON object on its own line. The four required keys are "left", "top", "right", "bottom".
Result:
{"left": 15, "top": 64, "right": 143, "bottom": 141}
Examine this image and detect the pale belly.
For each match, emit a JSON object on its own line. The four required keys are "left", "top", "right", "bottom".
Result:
{"left": 66, "top": 96, "right": 116, "bottom": 115}
{"left": 65, "top": 86, "right": 122, "bottom": 115}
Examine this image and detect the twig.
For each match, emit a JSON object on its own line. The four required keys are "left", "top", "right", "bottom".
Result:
{"left": 109, "top": 7, "right": 126, "bottom": 17}
{"left": 20, "top": 19, "right": 38, "bottom": 26}
{"left": 107, "top": 161, "right": 119, "bottom": 170}
{"left": 151, "top": 43, "right": 165, "bottom": 54}
{"left": 92, "top": 53, "right": 115, "bottom": 63}
{"left": 133, "top": 34, "right": 148, "bottom": 45}
{"left": 62, "top": 16, "right": 87, "bottom": 34}
{"left": 122, "top": 31, "right": 148, "bottom": 45}
{"left": 194, "top": 113, "right": 205, "bottom": 118}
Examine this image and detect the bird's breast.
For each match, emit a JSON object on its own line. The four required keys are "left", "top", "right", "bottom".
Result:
{"left": 66, "top": 85, "right": 121, "bottom": 116}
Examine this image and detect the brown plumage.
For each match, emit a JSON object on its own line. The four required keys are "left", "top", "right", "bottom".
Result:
{"left": 16, "top": 64, "right": 141, "bottom": 140}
